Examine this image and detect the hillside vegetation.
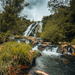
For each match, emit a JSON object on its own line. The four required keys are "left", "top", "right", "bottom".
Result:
{"left": 40, "top": 0, "right": 75, "bottom": 44}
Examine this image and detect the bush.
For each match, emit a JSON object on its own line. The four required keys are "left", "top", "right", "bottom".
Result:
{"left": 0, "top": 41, "right": 40, "bottom": 74}
{"left": 0, "top": 42, "right": 32, "bottom": 65}
{"left": 71, "top": 39, "right": 75, "bottom": 45}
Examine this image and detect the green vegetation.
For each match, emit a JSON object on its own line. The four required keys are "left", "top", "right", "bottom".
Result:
{"left": 40, "top": 0, "right": 75, "bottom": 43}
{"left": 0, "top": 0, "right": 32, "bottom": 43}
{"left": 0, "top": 41, "right": 39, "bottom": 74}
{"left": 35, "top": 24, "right": 41, "bottom": 37}
{"left": 71, "top": 39, "right": 75, "bottom": 45}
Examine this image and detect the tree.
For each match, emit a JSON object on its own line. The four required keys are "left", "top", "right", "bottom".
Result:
{"left": 0, "top": 0, "right": 30, "bottom": 33}
{"left": 48, "top": 0, "right": 70, "bottom": 12}
{"left": 0, "top": 0, "right": 29, "bottom": 16}
{"left": 41, "top": 0, "right": 75, "bottom": 43}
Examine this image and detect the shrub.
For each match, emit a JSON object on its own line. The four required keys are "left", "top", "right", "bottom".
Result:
{"left": 0, "top": 41, "right": 32, "bottom": 65}
{"left": 71, "top": 39, "right": 75, "bottom": 45}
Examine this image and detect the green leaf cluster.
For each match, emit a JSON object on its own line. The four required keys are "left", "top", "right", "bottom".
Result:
{"left": 0, "top": 42, "right": 32, "bottom": 65}
{"left": 40, "top": 0, "right": 75, "bottom": 43}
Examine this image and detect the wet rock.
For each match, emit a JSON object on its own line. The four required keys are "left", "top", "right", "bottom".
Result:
{"left": 39, "top": 39, "right": 43, "bottom": 43}
{"left": 61, "top": 55, "right": 75, "bottom": 63}
{"left": 42, "top": 42, "right": 51, "bottom": 45}
{"left": 61, "top": 58, "right": 70, "bottom": 64}
{"left": 34, "top": 70, "right": 49, "bottom": 75}
{"left": 72, "top": 45, "right": 75, "bottom": 49}
{"left": 60, "top": 44, "right": 75, "bottom": 55}
{"left": 31, "top": 41, "right": 39, "bottom": 46}
{"left": 38, "top": 45, "right": 46, "bottom": 51}
{"left": 25, "top": 36, "right": 36, "bottom": 42}
{"left": 38, "top": 42, "right": 51, "bottom": 51}
{"left": 29, "top": 50, "right": 36, "bottom": 61}
{"left": 59, "top": 42, "right": 67, "bottom": 45}
{"left": 60, "top": 44, "right": 68, "bottom": 49}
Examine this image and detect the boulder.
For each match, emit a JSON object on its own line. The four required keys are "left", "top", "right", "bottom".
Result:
{"left": 60, "top": 44, "right": 67, "bottom": 49}
{"left": 24, "top": 36, "right": 36, "bottom": 42}
{"left": 34, "top": 70, "right": 49, "bottom": 75}
{"left": 60, "top": 44, "right": 75, "bottom": 55}
{"left": 38, "top": 45, "right": 46, "bottom": 51}
{"left": 59, "top": 42, "right": 67, "bottom": 45}
{"left": 42, "top": 42, "right": 51, "bottom": 45}
{"left": 31, "top": 41, "right": 38, "bottom": 46}
{"left": 39, "top": 39, "right": 43, "bottom": 43}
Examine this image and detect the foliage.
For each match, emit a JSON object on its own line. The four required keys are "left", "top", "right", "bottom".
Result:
{"left": 0, "top": 41, "right": 39, "bottom": 66}
{"left": 71, "top": 39, "right": 75, "bottom": 45}
{"left": 0, "top": 42, "right": 31, "bottom": 64}
{"left": 35, "top": 24, "right": 41, "bottom": 37}
{"left": 32, "top": 51, "right": 40, "bottom": 58}
{"left": 0, "top": 41, "right": 40, "bottom": 74}
{"left": 40, "top": 0, "right": 75, "bottom": 43}
{"left": 1, "top": 0, "right": 29, "bottom": 16}
{"left": 48, "top": 0, "right": 70, "bottom": 12}
{"left": 0, "top": 0, "right": 32, "bottom": 36}
{"left": 0, "top": 31, "right": 13, "bottom": 43}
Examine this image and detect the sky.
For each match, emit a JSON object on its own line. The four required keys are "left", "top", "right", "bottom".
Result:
{"left": 0, "top": 0, "right": 70, "bottom": 21}
{"left": 20, "top": 0, "right": 50, "bottom": 21}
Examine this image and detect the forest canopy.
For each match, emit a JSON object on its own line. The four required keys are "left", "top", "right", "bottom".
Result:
{"left": 40, "top": 0, "right": 75, "bottom": 43}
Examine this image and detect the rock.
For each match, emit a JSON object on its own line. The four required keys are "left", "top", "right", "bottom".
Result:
{"left": 62, "top": 58, "right": 70, "bottom": 64}
{"left": 61, "top": 44, "right": 67, "bottom": 49}
{"left": 72, "top": 45, "right": 75, "bottom": 49}
{"left": 34, "top": 70, "right": 49, "bottom": 75}
{"left": 38, "top": 45, "right": 46, "bottom": 51}
{"left": 59, "top": 42, "right": 67, "bottom": 45}
{"left": 24, "top": 36, "right": 36, "bottom": 42}
{"left": 42, "top": 42, "right": 51, "bottom": 45}
{"left": 72, "top": 53, "right": 75, "bottom": 56}
{"left": 29, "top": 50, "right": 36, "bottom": 61}
{"left": 39, "top": 39, "right": 43, "bottom": 43}
{"left": 63, "top": 47, "right": 67, "bottom": 54}
{"left": 31, "top": 41, "right": 38, "bottom": 46}
{"left": 60, "top": 44, "right": 75, "bottom": 55}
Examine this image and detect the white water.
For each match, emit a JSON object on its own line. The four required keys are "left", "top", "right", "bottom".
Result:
{"left": 42, "top": 47, "right": 60, "bottom": 56}
{"left": 22, "top": 23, "right": 75, "bottom": 75}
{"left": 38, "top": 22, "right": 43, "bottom": 33}
{"left": 23, "top": 23, "right": 38, "bottom": 36}
{"left": 23, "top": 22, "right": 60, "bottom": 56}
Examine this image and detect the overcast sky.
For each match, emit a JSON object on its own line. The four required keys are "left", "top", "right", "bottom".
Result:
{"left": 0, "top": 0, "right": 70, "bottom": 21}
{"left": 20, "top": 0, "right": 50, "bottom": 21}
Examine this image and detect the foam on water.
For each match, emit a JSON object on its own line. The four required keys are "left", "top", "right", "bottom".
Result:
{"left": 23, "top": 23, "right": 38, "bottom": 36}
{"left": 23, "top": 23, "right": 33, "bottom": 36}
{"left": 32, "top": 45, "right": 39, "bottom": 51}
{"left": 42, "top": 47, "right": 60, "bottom": 56}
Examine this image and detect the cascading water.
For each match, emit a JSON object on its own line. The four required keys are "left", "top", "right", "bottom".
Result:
{"left": 22, "top": 22, "right": 75, "bottom": 75}
{"left": 23, "top": 23, "right": 38, "bottom": 36}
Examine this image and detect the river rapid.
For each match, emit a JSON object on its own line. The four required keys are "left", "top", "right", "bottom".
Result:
{"left": 15, "top": 22, "right": 75, "bottom": 75}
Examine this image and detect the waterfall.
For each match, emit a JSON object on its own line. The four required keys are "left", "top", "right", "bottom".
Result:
{"left": 23, "top": 23, "right": 38, "bottom": 36}
{"left": 20, "top": 21, "right": 75, "bottom": 75}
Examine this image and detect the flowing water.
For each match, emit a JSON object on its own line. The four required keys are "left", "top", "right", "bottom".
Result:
{"left": 23, "top": 23, "right": 75, "bottom": 75}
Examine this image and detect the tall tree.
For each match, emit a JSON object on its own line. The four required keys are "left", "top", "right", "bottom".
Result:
{"left": 0, "top": 0, "right": 29, "bottom": 16}
{"left": 48, "top": 0, "right": 70, "bottom": 12}
{"left": 0, "top": 0, "right": 29, "bottom": 33}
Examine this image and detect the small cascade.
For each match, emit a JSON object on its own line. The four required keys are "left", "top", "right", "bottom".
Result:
{"left": 38, "top": 22, "right": 43, "bottom": 33}
{"left": 23, "top": 23, "right": 38, "bottom": 36}
{"left": 19, "top": 22, "right": 75, "bottom": 75}
{"left": 42, "top": 46, "right": 60, "bottom": 56}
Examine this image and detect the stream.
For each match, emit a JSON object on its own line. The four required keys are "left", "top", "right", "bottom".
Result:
{"left": 15, "top": 22, "right": 75, "bottom": 75}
